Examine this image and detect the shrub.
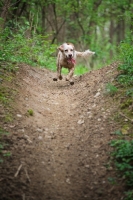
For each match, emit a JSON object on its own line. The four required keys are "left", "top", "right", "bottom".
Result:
{"left": 0, "top": 27, "right": 57, "bottom": 71}
{"left": 110, "top": 139, "right": 133, "bottom": 200}
{"left": 117, "top": 36, "right": 133, "bottom": 85}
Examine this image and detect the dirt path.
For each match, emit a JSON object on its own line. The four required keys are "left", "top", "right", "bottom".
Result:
{"left": 0, "top": 63, "right": 124, "bottom": 200}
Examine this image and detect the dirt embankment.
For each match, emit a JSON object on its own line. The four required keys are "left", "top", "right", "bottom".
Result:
{"left": 0, "top": 63, "right": 124, "bottom": 200}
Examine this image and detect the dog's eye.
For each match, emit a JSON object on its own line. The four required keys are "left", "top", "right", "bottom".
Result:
{"left": 70, "top": 49, "right": 73, "bottom": 51}
{"left": 65, "top": 49, "right": 68, "bottom": 52}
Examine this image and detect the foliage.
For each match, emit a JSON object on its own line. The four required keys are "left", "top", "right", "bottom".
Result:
{"left": 125, "top": 190, "right": 133, "bottom": 200}
{"left": 117, "top": 36, "right": 133, "bottom": 85}
{"left": 0, "top": 27, "right": 57, "bottom": 71}
{"left": 110, "top": 139, "right": 133, "bottom": 199}
{"left": 126, "top": 89, "right": 133, "bottom": 97}
{"left": 27, "top": 109, "right": 34, "bottom": 116}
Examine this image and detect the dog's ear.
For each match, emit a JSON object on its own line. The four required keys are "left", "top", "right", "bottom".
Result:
{"left": 58, "top": 45, "right": 64, "bottom": 52}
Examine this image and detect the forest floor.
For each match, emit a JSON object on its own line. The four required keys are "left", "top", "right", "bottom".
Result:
{"left": 0, "top": 63, "right": 125, "bottom": 200}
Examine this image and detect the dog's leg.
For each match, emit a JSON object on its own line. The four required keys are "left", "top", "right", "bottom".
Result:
{"left": 53, "top": 52, "right": 63, "bottom": 81}
{"left": 53, "top": 64, "right": 63, "bottom": 81}
{"left": 57, "top": 65, "right": 63, "bottom": 80}
{"left": 66, "top": 67, "right": 75, "bottom": 85}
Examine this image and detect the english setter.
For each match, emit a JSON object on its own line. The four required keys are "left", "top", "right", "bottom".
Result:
{"left": 53, "top": 43, "right": 95, "bottom": 85}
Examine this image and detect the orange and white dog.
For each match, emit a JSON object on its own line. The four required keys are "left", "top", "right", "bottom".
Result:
{"left": 53, "top": 43, "right": 95, "bottom": 85}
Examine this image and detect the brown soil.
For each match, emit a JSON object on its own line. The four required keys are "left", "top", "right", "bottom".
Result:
{"left": 0, "top": 63, "right": 125, "bottom": 200}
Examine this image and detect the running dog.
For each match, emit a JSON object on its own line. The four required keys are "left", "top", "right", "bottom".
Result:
{"left": 53, "top": 43, "right": 95, "bottom": 85}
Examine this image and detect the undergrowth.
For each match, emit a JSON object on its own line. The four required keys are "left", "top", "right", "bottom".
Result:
{"left": 108, "top": 34, "right": 133, "bottom": 200}
{"left": 0, "top": 27, "right": 57, "bottom": 71}
{"left": 110, "top": 139, "right": 133, "bottom": 200}
{"left": 117, "top": 36, "right": 133, "bottom": 86}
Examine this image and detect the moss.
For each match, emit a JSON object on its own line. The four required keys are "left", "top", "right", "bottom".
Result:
{"left": 120, "top": 98, "right": 132, "bottom": 109}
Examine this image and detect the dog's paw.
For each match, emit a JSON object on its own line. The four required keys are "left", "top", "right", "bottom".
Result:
{"left": 70, "top": 81, "right": 74, "bottom": 85}
{"left": 53, "top": 78, "right": 58, "bottom": 81}
{"left": 59, "top": 75, "right": 63, "bottom": 80}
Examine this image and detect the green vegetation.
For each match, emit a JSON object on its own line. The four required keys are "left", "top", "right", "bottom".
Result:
{"left": 62, "top": 65, "right": 89, "bottom": 75}
{"left": 110, "top": 139, "right": 133, "bottom": 200}
{"left": 105, "top": 83, "right": 118, "bottom": 96}
{"left": 107, "top": 35, "right": 133, "bottom": 200}
{"left": 117, "top": 35, "right": 133, "bottom": 86}
{"left": 27, "top": 109, "right": 34, "bottom": 116}
{"left": 0, "top": 29, "right": 57, "bottom": 71}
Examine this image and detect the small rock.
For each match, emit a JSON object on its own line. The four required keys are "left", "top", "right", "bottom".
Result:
{"left": 94, "top": 92, "right": 100, "bottom": 98}
{"left": 66, "top": 178, "right": 71, "bottom": 184}
{"left": 19, "top": 129, "right": 25, "bottom": 132}
{"left": 45, "top": 135, "right": 52, "bottom": 139}
{"left": 17, "top": 114, "right": 22, "bottom": 118}
{"left": 37, "top": 128, "right": 43, "bottom": 132}
{"left": 87, "top": 111, "right": 91, "bottom": 115}
{"left": 38, "top": 136, "right": 43, "bottom": 140}
{"left": 88, "top": 115, "right": 92, "bottom": 119}
{"left": 98, "top": 118, "right": 101, "bottom": 121}
{"left": 24, "top": 135, "right": 32, "bottom": 143}
{"left": 85, "top": 165, "right": 90, "bottom": 168}
{"left": 71, "top": 127, "right": 74, "bottom": 130}
{"left": 77, "top": 119, "right": 84, "bottom": 124}
{"left": 92, "top": 104, "right": 96, "bottom": 108}
{"left": 9, "top": 125, "right": 16, "bottom": 128}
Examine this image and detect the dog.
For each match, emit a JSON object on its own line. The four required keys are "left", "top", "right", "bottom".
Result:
{"left": 53, "top": 43, "right": 95, "bottom": 85}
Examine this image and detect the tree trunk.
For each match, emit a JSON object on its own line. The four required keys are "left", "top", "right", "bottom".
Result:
{"left": 116, "top": 18, "right": 125, "bottom": 44}
{"left": 109, "top": 19, "right": 114, "bottom": 58}
{"left": 87, "top": 0, "right": 102, "bottom": 43}
{"left": 0, "top": 0, "right": 11, "bottom": 30}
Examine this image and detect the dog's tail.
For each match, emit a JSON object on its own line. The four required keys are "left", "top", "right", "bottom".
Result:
{"left": 76, "top": 50, "right": 95, "bottom": 58}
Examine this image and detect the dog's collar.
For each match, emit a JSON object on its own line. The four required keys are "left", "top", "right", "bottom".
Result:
{"left": 67, "top": 58, "right": 76, "bottom": 65}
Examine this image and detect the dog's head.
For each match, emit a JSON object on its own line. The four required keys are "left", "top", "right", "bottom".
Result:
{"left": 58, "top": 43, "right": 75, "bottom": 60}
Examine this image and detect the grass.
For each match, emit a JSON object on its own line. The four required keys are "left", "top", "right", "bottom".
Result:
{"left": 27, "top": 109, "right": 34, "bottom": 116}
{"left": 109, "top": 139, "right": 133, "bottom": 200}
{"left": 105, "top": 83, "right": 118, "bottom": 96}
{"left": 62, "top": 64, "right": 89, "bottom": 76}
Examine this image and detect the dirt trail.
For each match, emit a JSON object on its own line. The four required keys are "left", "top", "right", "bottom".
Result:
{"left": 0, "top": 63, "right": 124, "bottom": 200}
